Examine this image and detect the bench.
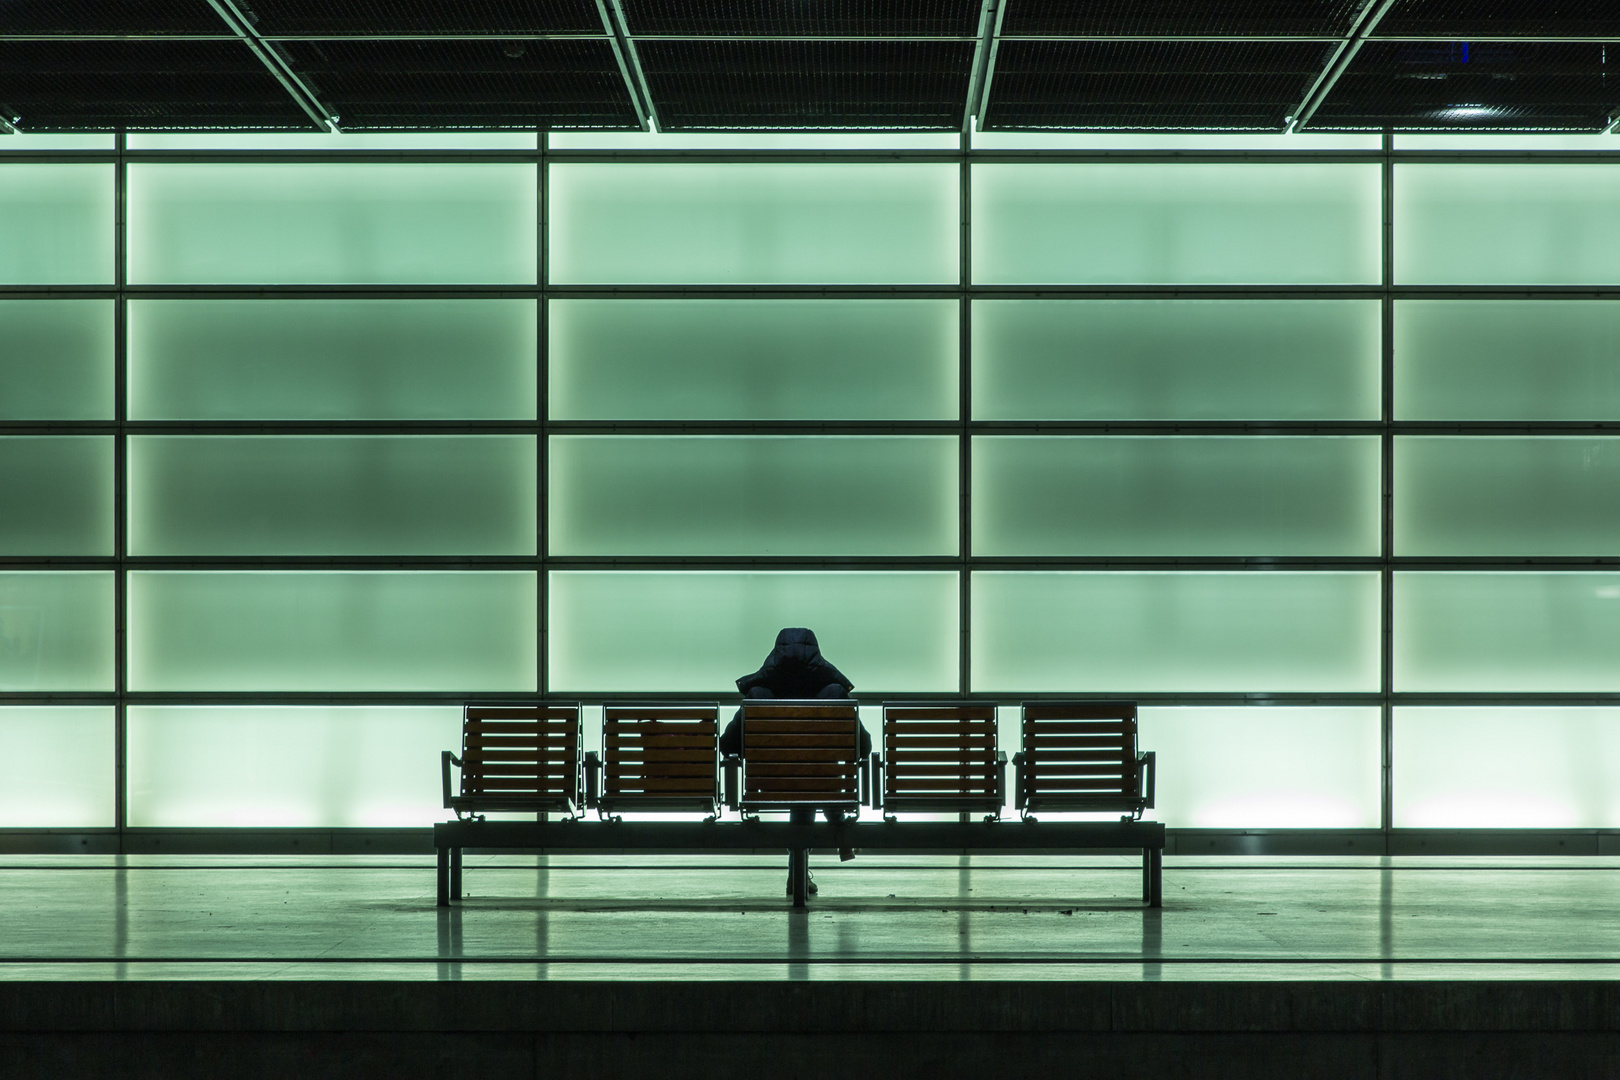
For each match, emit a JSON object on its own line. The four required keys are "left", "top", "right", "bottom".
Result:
{"left": 585, "top": 703, "right": 721, "bottom": 819}
{"left": 439, "top": 703, "right": 582, "bottom": 903}
{"left": 736, "top": 699, "right": 864, "bottom": 905}
{"left": 875, "top": 702, "right": 1005, "bottom": 820}
{"left": 436, "top": 698, "right": 1163, "bottom": 910}
{"left": 1014, "top": 700, "right": 1156, "bottom": 820}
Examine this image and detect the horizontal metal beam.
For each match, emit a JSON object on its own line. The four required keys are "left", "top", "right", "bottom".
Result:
{"left": 5, "top": 32, "right": 1619, "bottom": 43}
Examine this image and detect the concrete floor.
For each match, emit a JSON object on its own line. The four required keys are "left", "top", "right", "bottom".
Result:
{"left": 1, "top": 854, "right": 1618, "bottom": 982}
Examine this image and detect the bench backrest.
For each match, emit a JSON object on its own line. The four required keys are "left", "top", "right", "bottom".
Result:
{"left": 455, "top": 703, "right": 581, "bottom": 814}
{"left": 1019, "top": 701, "right": 1142, "bottom": 814}
{"left": 601, "top": 703, "right": 720, "bottom": 814}
{"left": 740, "top": 700, "right": 861, "bottom": 814}
{"left": 882, "top": 702, "right": 1001, "bottom": 814}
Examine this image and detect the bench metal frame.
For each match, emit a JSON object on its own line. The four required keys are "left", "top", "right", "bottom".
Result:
{"left": 442, "top": 702, "right": 584, "bottom": 819}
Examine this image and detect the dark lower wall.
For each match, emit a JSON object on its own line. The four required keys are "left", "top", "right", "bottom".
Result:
{"left": 3, "top": 981, "right": 1620, "bottom": 1080}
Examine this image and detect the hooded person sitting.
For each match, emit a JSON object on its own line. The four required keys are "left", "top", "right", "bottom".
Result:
{"left": 719, "top": 627, "right": 870, "bottom": 758}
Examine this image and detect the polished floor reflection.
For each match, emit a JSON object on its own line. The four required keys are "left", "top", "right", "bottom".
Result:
{"left": 1, "top": 854, "right": 1617, "bottom": 981}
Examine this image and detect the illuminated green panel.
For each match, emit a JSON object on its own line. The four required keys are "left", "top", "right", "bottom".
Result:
{"left": 1395, "top": 573, "right": 1620, "bottom": 691}
{"left": 0, "top": 708, "right": 115, "bottom": 827}
{"left": 1396, "top": 165, "right": 1620, "bottom": 284}
{"left": 549, "top": 163, "right": 957, "bottom": 284}
{"left": 1395, "top": 708, "right": 1620, "bottom": 828}
{"left": 0, "top": 301, "right": 113, "bottom": 420}
{"left": 0, "top": 438, "right": 112, "bottom": 555}
{"left": 127, "top": 164, "right": 537, "bottom": 284}
{"left": 1139, "top": 708, "right": 1381, "bottom": 828}
{"left": 971, "top": 164, "right": 1380, "bottom": 284}
{"left": 973, "top": 437, "right": 1379, "bottom": 556}
{"left": 128, "top": 299, "right": 537, "bottom": 420}
{"left": 128, "top": 707, "right": 460, "bottom": 828}
{"left": 549, "top": 437, "right": 957, "bottom": 556}
{"left": 1396, "top": 438, "right": 1620, "bottom": 555}
{"left": 129, "top": 436, "right": 536, "bottom": 556}
{"left": 128, "top": 572, "right": 536, "bottom": 691}
{"left": 972, "top": 572, "right": 1380, "bottom": 692}
{"left": 0, "top": 573, "right": 114, "bottom": 690}
{"left": 0, "top": 165, "right": 114, "bottom": 284}
{"left": 549, "top": 299, "right": 957, "bottom": 420}
{"left": 549, "top": 572, "right": 958, "bottom": 692}
{"left": 1394, "top": 301, "right": 1620, "bottom": 420}
{"left": 972, "top": 299, "right": 1380, "bottom": 420}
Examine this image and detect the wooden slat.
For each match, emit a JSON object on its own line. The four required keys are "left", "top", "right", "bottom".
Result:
{"left": 604, "top": 708, "right": 718, "bottom": 722}
{"left": 605, "top": 761, "right": 715, "bottom": 776}
{"left": 1024, "top": 704, "right": 1134, "bottom": 720}
{"left": 744, "top": 710, "right": 857, "bottom": 721}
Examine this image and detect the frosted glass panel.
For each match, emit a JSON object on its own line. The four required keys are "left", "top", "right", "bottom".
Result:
{"left": 550, "top": 163, "right": 957, "bottom": 284}
{"left": 129, "top": 436, "right": 537, "bottom": 556}
{"left": 550, "top": 437, "right": 957, "bottom": 556}
{"left": 974, "top": 437, "right": 1379, "bottom": 556}
{"left": 0, "top": 165, "right": 114, "bottom": 283}
{"left": 549, "top": 299, "right": 957, "bottom": 420}
{"left": 1395, "top": 573, "right": 1620, "bottom": 692}
{"left": 973, "top": 300, "right": 1380, "bottom": 421}
{"left": 972, "top": 572, "right": 1380, "bottom": 692}
{"left": 127, "top": 164, "right": 537, "bottom": 284}
{"left": 1396, "top": 438, "right": 1620, "bottom": 556}
{"left": 0, "top": 301, "right": 113, "bottom": 420}
{"left": 0, "top": 708, "right": 115, "bottom": 827}
{"left": 549, "top": 572, "right": 958, "bottom": 692}
{"left": 1139, "top": 708, "right": 1381, "bottom": 828}
{"left": 0, "top": 573, "right": 114, "bottom": 690}
{"left": 1395, "top": 708, "right": 1620, "bottom": 828}
{"left": 1394, "top": 301, "right": 1620, "bottom": 421}
{"left": 129, "top": 299, "right": 537, "bottom": 420}
{"left": 0, "top": 438, "right": 113, "bottom": 555}
{"left": 128, "top": 707, "right": 461, "bottom": 827}
{"left": 972, "top": 164, "right": 1380, "bottom": 284}
{"left": 1396, "top": 165, "right": 1620, "bottom": 284}
{"left": 129, "top": 572, "right": 536, "bottom": 691}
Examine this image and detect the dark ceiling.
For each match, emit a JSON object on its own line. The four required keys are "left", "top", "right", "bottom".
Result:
{"left": 0, "top": 0, "right": 1616, "bottom": 133}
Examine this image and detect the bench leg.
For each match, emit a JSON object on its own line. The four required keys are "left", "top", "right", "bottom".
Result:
{"left": 788, "top": 848, "right": 809, "bottom": 909}
{"left": 450, "top": 846, "right": 463, "bottom": 903}
{"left": 437, "top": 846, "right": 450, "bottom": 907}
{"left": 1142, "top": 848, "right": 1151, "bottom": 903}
{"left": 1149, "top": 849, "right": 1163, "bottom": 908}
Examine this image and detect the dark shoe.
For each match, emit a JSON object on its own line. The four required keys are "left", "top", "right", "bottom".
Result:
{"left": 838, "top": 846, "right": 855, "bottom": 862}
{"left": 785, "top": 872, "right": 819, "bottom": 897}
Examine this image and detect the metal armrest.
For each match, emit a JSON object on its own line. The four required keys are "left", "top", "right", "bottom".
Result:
{"left": 441, "top": 750, "right": 461, "bottom": 810}
{"left": 1011, "top": 751, "right": 1027, "bottom": 810}
{"left": 995, "top": 750, "right": 1008, "bottom": 807}
{"left": 722, "top": 755, "right": 740, "bottom": 811}
{"left": 1138, "top": 750, "right": 1156, "bottom": 809}
{"left": 870, "top": 752, "right": 884, "bottom": 811}
{"left": 583, "top": 751, "right": 601, "bottom": 810}
{"left": 859, "top": 752, "right": 870, "bottom": 806}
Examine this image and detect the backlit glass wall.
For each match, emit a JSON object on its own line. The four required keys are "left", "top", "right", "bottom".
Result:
{"left": 4, "top": 130, "right": 1619, "bottom": 835}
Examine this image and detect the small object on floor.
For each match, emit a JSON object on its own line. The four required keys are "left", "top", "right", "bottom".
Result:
{"left": 786, "top": 872, "right": 818, "bottom": 897}
{"left": 839, "top": 846, "right": 855, "bottom": 862}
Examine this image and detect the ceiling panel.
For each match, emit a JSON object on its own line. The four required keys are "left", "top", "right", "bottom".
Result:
{"left": 0, "top": 40, "right": 313, "bottom": 130}
{"left": 1000, "top": 0, "right": 1367, "bottom": 37}
{"left": 1375, "top": 1, "right": 1620, "bottom": 38}
{"left": 0, "top": 0, "right": 228, "bottom": 36}
{"left": 245, "top": 0, "right": 604, "bottom": 36}
{"left": 637, "top": 40, "right": 974, "bottom": 128}
{"left": 280, "top": 38, "right": 638, "bottom": 128}
{"left": 983, "top": 39, "right": 1337, "bottom": 129}
{"left": 622, "top": 1, "right": 981, "bottom": 37}
{"left": 1308, "top": 40, "right": 1618, "bottom": 130}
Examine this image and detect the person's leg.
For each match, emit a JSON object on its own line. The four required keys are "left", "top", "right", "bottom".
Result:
{"left": 788, "top": 806, "right": 818, "bottom": 895}
{"left": 813, "top": 684, "right": 863, "bottom": 860}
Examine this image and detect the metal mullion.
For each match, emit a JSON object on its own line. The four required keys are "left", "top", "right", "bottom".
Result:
{"left": 1380, "top": 128, "right": 1395, "bottom": 843}
{"left": 113, "top": 130, "right": 128, "bottom": 840}
{"left": 959, "top": 128, "right": 972, "bottom": 700}
{"left": 538, "top": 130, "right": 550, "bottom": 702}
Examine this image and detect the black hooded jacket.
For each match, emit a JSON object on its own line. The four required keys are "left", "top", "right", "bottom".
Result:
{"left": 735, "top": 628, "right": 854, "bottom": 698}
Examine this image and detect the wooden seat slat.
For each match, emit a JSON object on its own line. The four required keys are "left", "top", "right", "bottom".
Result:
{"left": 605, "top": 709, "right": 718, "bottom": 722}
{"left": 606, "top": 763, "right": 715, "bottom": 778}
